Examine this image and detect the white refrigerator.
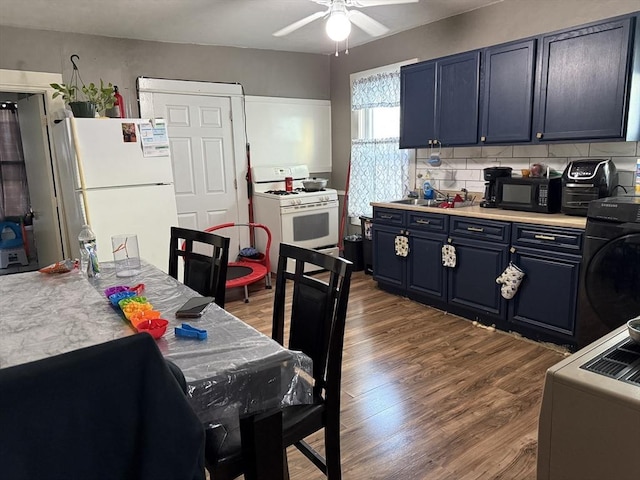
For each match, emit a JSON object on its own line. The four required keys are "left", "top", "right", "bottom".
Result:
{"left": 53, "top": 118, "right": 178, "bottom": 272}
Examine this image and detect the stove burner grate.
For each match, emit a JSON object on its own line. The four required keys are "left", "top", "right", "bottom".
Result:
{"left": 295, "top": 188, "right": 326, "bottom": 193}
{"left": 264, "top": 190, "right": 299, "bottom": 195}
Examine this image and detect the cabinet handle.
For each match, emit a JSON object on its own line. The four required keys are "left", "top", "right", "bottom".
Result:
{"left": 535, "top": 234, "right": 556, "bottom": 241}
{"left": 405, "top": 230, "right": 410, "bottom": 236}
{"left": 536, "top": 132, "right": 543, "bottom": 139}
{"left": 467, "top": 226, "right": 484, "bottom": 232}
{"left": 416, "top": 219, "right": 431, "bottom": 225}
{"left": 380, "top": 214, "right": 393, "bottom": 219}
{"left": 480, "top": 136, "right": 486, "bottom": 142}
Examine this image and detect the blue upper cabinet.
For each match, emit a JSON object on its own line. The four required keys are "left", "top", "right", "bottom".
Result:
{"left": 400, "top": 13, "right": 639, "bottom": 147}
{"left": 399, "top": 62, "right": 436, "bottom": 149}
{"left": 480, "top": 40, "right": 536, "bottom": 144}
{"left": 436, "top": 51, "right": 480, "bottom": 146}
{"left": 400, "top": 51, "right": 480, "bottom": 148}
{"left": 534, "top": 17, "right": 635, "bottom": 141}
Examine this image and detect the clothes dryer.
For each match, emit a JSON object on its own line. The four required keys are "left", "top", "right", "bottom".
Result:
{"left": 575, "top": 195, "right": 640, "bottom": 348}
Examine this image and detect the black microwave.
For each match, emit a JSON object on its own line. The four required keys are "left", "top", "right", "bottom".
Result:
{"left": 496, "top": 176, "right": 562, "bottom": 213}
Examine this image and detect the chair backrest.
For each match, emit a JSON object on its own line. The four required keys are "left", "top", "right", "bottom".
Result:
{"left": 169, "top": 226, "right": 230, "bottom": 308}
{"left": 0, "top": 334, "right": 205, "bottom": 480}
{"left": 271, "top": 243, "right": 353, "bottom": 401}
{"left": 205, "top": 223, "right": 272, "bottom": 271}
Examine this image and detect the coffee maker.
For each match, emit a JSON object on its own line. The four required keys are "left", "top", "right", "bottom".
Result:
{"left": 480, "top": 166, "right": 512, "bottom": 208}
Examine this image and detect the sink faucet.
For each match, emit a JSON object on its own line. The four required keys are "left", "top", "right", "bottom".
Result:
{"left": 431, "top": 187, "right": 448, "bottom": 201}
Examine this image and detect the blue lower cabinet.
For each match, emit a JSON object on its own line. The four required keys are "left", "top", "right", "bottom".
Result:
{"left": 372, "top": 208, "right": 583, "bottom": 347}
{"left": 508, "top": 247, "right": 581, "bottom": 340}
{"left": 447, "top": 237, "right": 509, "bottom": 321}
{"left": 407, "top": 232, "right": 448, "bottom": 300}
{"left": 372, "top": 224, "right": 406, "bottom": 289}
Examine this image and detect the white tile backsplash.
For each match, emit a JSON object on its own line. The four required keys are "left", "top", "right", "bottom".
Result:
{"left": 453, "top": 146, "right": 482, "bottom": 158}
{"left": 513, "top": 145, "right": 549, "bottom": 158}
{"left": 537, "top": 157, "right": 568, "bottom": 173}
{"left": 617, "top": 171, "right": 635, "bottom": 189}
{"left": 609, "top": 156, "right": 639, "bottom": 171}
{"left": 453, "top": 169, "right": 482, "bottom": 181}
{"left": 505, "top": 158, "right": 533, "bottom": 170}
{"left": 440, "top": 147, "right": 454, "bottom": 159}
{"left": 548, "top": 143, "right": 589, "bottom": 157}
{"left": 589, "top": 142, "right": 637, "bottom": 157}
{"left": 435, "top": 158, "right": 468, "bottom": 169}
{"left": 410, "top": 141, "right": 640, "bottom": 194}
{"left": 437, "top": 179, "right": 466, "bottom": 191}
{"left": 481, "top": 146, "right": 513, "bottom": 158}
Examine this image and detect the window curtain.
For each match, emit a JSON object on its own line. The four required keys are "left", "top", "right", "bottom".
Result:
{"left": 349, "top": 139, "right": 409, "bottom": 218}
{"left": 348, "top": 71, "right": 409, "bottom": 218}
{"left": 0, "top": 105, "right": 29, "bottom": 220}
{"left": 351, "top": 71, "right": 401, "bottom": 110}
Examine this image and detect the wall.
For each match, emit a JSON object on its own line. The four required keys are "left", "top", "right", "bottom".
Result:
{"left": 329, "top": 0, "right": 640, "bottom": 198}
{"left": 2, "top": 0, "right": 639, "bottom": 198}
{"left": 415, "top": 141, "right": 640, "bottom": 196}
{"left": 0, "top": 26, "right": 331, "bottom": 107}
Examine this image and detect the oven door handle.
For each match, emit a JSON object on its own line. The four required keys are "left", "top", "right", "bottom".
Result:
{"left": 280, "top": 201, "right": 338, "bottom": 214}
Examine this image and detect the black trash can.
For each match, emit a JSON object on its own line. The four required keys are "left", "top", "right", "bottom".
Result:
{"left": 343, "top": 234, "right": 364, "bottom": 272}
{"left": 360, "top": 216, "right": 373, "bottom": 275}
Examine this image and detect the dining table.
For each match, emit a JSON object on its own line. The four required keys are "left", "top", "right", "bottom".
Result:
{"left": 0, "top": 260, "right": 313, "bottom": 454}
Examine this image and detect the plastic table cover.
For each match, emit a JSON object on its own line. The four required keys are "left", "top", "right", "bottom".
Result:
{"left": 0, "top": 261, "right": 313, "bottom": 443}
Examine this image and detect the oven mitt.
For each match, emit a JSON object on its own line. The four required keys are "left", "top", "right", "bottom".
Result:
{"left": 496, "top": 262, "right": 525, "bottom": 299}
{"left": 442, "top": 244, "right": 456, "bottom": 268}
{"left": 394, "top": 235, "right": 409, "bottom": 257}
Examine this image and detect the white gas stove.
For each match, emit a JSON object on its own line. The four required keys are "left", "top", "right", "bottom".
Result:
{"left": 251, "top": 165, "right": 339, "bottom": 272}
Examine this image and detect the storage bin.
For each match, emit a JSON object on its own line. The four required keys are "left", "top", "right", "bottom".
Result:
{"left": 360, "top": 216, "right": 373, "bottom": 275}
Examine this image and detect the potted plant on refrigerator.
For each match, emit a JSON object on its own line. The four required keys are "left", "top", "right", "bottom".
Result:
{"left": 50, "top": 80, "right": 116, "bottom": 118}
{"left": 49, "top": 54, "right": 115, "bottom": 118}
{"left": 81, "top": 80, "right": 116, "bottom": 117}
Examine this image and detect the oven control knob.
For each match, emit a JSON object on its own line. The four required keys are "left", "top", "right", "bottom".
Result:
{"left": 296, "top": 199, "right": 302, "bottom": 205}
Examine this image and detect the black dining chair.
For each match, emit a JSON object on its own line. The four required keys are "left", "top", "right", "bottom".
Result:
{"left": 169, "top": 226, "right": 230, "bottom": 308}
{"left": 205, "top": 243, "right": 353, "bottom": 480}
{"left": 0, "top": 334, "right": 206, "bottom": 480}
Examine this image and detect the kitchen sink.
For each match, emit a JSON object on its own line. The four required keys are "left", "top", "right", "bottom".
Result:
{"left": 390, "top": 198, "right": 442, "bottom": 206}
{"left": 390, "top": 198, "right": 476, "bottom": 208}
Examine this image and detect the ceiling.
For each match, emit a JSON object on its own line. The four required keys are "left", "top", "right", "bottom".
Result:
{"left": 1, "top": 0, "right": 503, "bottom": 55}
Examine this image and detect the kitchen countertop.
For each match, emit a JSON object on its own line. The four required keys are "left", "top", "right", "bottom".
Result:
{"left": 371, "top": 202, "right": 587, "bottom": 229}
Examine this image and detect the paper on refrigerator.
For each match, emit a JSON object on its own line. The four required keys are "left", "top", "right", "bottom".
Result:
{"left": 138, "top": 119, "right": 170, "bottom": 157}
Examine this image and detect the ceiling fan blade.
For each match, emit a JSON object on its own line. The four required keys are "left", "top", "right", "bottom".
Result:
{"left": 348, "top": 10, "right": 389, "bottom": 37}
{"left": 273, "top": 10, "right": 327, "bottom": 37}
{"left": 352, "top": 0, "right": 419, "bottom": 7}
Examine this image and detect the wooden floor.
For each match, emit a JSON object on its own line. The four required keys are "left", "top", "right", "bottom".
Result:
{"left": 223, "top": 271, "right": 567, "bottom": 480}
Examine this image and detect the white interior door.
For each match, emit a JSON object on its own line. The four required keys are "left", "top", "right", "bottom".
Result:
{"left": 17, "top": 94, "right": 63, "bottom": 266}
{"left": 149, "top": 93, "right": 242, "bottom": 253}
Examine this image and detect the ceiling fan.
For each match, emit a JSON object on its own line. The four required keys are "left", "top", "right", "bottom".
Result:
{"left": 273, "top": 0, "right": 420, "bottom": 42}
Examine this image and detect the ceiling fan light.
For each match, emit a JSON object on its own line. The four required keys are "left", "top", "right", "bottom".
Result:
{"left": 326, "top": 12, "right": 351, "bottom": 42}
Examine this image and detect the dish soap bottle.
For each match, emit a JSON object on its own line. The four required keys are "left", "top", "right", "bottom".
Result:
{"left": 78, "top": 224, "right": 100, "bottom": 278}
{"left": 423, "top": 180, "right": 434, "bottom": 200}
